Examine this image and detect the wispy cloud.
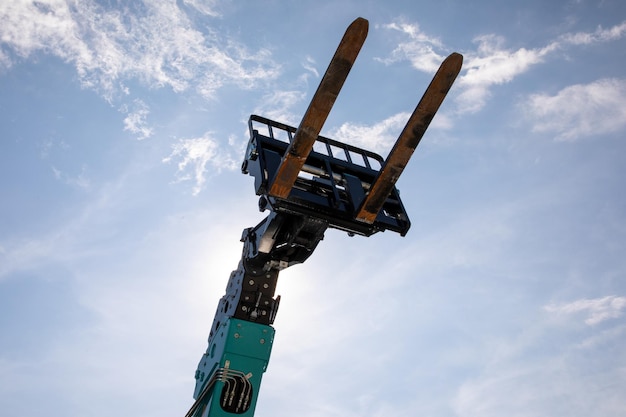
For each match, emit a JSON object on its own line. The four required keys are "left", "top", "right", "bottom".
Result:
{"left": 560, "top": 21, "right": 626, "bottom": 45}
{"left": 454, "top": 356, "right": 625, "bottom": 417}
{"left": 545, "top": 295, "right": 626, "bottom": 325}
{"left": 377, "top": 19, "right": 626, "bottom": 114}
{"left": 375, "top": 21, "right": 445, "bottom": 72}
{"left": 0, "top": 198, "right": 249, "bottom": 414}
{"left": 329, "top": 112, "right": 410, "bottom": 155}
{"left": 51, "top": 165, "right": 91, "bottom": 190}
{"left": 453, "top": 295, "right": 626, "bottom": 417}
{"left": 522, "top": 78, "right": 626, "bottom": 140}
{"left": 0, "top": 0, "right": 281, "bottom": 193}
{"left": 162, "top": 133, "right": 239, "bottom": 195}
{"left": 254, "top": 90, "right": 307, "bottom": 126}
{"left": 456, "top": 37, "right": 558, "bottom": 113}
{"left": 0, "top": 1, "right": 279, "bottom": 101}
{"left": 329, "top": 108, "right": 454, "bottom": 155}
{"left": 181, "top": 0, "right": 223, "bottom": 17}
{"left": 376, "top": 20, "right": 558, "bottom": 113}
{"left": 121, "top": 99, "right": 153, "bottom": 140}
{"left": 301, "top": 55, "right": 320, "bottom": 79}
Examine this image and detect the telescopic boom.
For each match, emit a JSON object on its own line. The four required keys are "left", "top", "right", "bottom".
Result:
{"left": 185, "top": 17, "right": 462, "bottom": 417}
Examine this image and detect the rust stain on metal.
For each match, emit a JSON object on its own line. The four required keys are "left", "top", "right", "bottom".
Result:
{"left": 269, "top": 17, "right": 369, "bottom": 199}
{"left": 356, "top": 52, "right": 463, "bottom": 224}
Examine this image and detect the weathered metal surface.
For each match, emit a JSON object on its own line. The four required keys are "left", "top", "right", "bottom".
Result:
{"left": 268, "top": 17, "right": 369, "bottom": 198}
{"left": 356, "top": 52, "right": 463, "bottom": 224}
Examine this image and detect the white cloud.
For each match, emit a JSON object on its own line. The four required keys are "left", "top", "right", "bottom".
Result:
{"left": 121, "top": 99, "right": 153, "bottom": 140}
{"left": 456, "top": 37, "right": 558, "bottom": 113}
{"left": 377, "top": 19, "right": 626, "bottom": 114}
{"left": 0, "top": 173, "right": 142, "bottom": 282}
{"left": 163, "top": 133, "right": 239, "bottom": 195}
{"left": 182, "top": 0, "right": 222, "bottom": 17}
{"left": 376, "top": 20, "right": 558, "bottom": 113}
{"left": 302, "top": 55, "right": 320, "bottom": 79}
{"left": 328, "top": 108, "right": 454, "bottom": 157}
{"left": 375, "top": 21, "right": 445, "bottom": 73}
{"left": 329, "top": 112, "right": 411, "bottom": 155}
{"left": 523, "top": 78, "right": 626, "bottom": 141}
{"left": 454, "top": 357, "right": 626, "bottom": 417}
{"left": 545, "top": 295, "right": 626, "bottom": 325}
{"left": 51, "top": 165, "right": 91, "bottom": 190}
{"left": 0, "top": 202, "right": 249, "bottom": 415}
{"left": 0, "top": 0, "right": 281, "bottom": 192}
{"left": 561, "top": 20, "right": 626, "bottom": 45}
{"left": 0, "top": 1, "right": 279, "bottom": 100}
{"left": 254, "top": 90, "right": 307, "bottom": 126}
{"left": 0, "top": 48, "right": 9, "bottom": 68}
{"left": 452, "top": 295, "right": 626, "bottom": 417}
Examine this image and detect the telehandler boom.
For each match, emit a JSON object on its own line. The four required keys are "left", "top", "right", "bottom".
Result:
{"left": 185, "top": 17, "right": 462, "bottom": 417}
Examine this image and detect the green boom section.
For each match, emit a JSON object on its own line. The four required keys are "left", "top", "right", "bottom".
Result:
{"left": 191, "top": 318, "right": 275, "bottom": 417}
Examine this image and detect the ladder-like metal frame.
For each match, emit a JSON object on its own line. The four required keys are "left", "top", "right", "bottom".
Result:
{"left": 243, "top": 114, "right": 411, "bottom": 237}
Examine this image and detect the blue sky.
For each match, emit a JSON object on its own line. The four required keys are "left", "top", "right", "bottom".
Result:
{"left": 1, "top": 1, "right": 625, "bottom": 416}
